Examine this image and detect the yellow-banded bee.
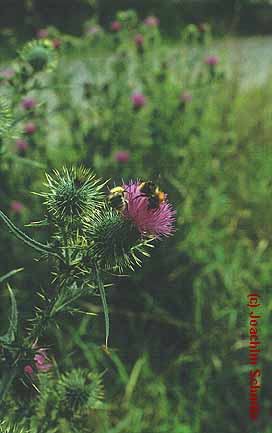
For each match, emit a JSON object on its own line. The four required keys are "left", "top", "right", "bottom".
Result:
{"left": 107, "top": 186, "right": 128, "bottom": 212}
{"left": 137, "top": 181, "right": 165, "bottom": 210}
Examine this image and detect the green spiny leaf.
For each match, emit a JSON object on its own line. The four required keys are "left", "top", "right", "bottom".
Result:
{"left": 0, "top": 268, "right": 24, "bottom": 283}
{"left": 0, "top": 285, "right": 18, "bottom": 345}
{"left": 0, "top": 210, "right": 63, "bottom": 260}
{"left": 94, "top": 264, "right": 109, "bottom": 349}
{"left": 0, "top": 366, "right": 18, "bottom": 405}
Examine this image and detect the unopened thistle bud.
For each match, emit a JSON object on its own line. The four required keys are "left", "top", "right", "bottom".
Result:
{"left": 86, "top": 208, "right": 141, "bottom": 270}
{"left": 57, "top": 369, "right": 104, "bottom": 415}
{"left": 20, "top": 40, "right": 57, "bottom": 72}
{"left": 42, "top": 166, "right": 106, "bottom": 225}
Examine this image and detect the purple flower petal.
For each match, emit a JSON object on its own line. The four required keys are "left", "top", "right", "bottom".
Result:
{"left": 123, "top": 180, "right": 175, "bottom": 238}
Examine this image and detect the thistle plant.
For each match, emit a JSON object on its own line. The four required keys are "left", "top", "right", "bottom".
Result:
{"left": 57, "top": 369, "right": 104, "bottom": 415}
{"left": 41, "top": 166, "right": 106, "bottom": 225}
{"left": 0, "top": 421, "right": 27, "bottom": 433}
{"left": 0, "top": 98, "right": 13, "bottom": 140}
{"left": 0, "top": 166, "right": 175, "bottom": 419}
{"left": 19, "top": 39, "right": 57, "bottom": 73}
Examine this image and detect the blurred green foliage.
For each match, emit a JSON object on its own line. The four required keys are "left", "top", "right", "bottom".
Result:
{"left": 1, "top": 9, "right": 272, "bottom": 432}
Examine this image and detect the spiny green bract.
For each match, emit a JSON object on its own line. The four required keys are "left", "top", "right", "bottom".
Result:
{"left": 19, "top": 39, "right": 57, "bottom": 72}
{"left": 57, "top": 369, "right": 104, "bottom": 415}
{"left": 0, "top": 98, "right": 13, "bottom": 139}
{"left": 86, "top": 207, "right": 152, "bottom": 271}
{"left": 41, "top": 166, "right": 106, "bottom": 225}
{"left": 0, "top": 421, "right": 28, "bottom": 433}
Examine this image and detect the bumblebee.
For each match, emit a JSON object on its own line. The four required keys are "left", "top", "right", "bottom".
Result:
{"left": 138, "top": 181, "right": 157, "bottom": 195}
{"left": 138, "top": 181, "right": 165, "bottom": 210}
{"left": 108, "top": 186, "right": 127, "bottom": 212}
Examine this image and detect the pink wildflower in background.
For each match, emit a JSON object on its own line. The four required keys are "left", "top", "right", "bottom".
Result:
{"left": 24, "top": 348, "right": 52, "bottom": 376}
{"left": 144, "top": 16, "right": 160, "bottom": 27}
{"left": 114, "top": 150, "right": 130, "bottom": 163}
{"left": 24, "top": 122, "right": 36, "bottom": 135}
{"left": 24, "top": 365, "right": 34, "bottom": 375}
{"left": 131, "top": 92, "right": 146, "bottom": 109}
{"left": 34, "top": 349, "right": 52, "bottom": 372}
{"left": 52, "top": 38, "right": 61, "bottom": 49}
{"left": 21, "top": 97, "right": 36, "bottom": 110}
{"left": 86, "top": 25, "right": 101, "bottom": 35}
{"left": 1, "top": 68, "right": 14, "bottom": 79}
{"left": 123, "top": 181, "right": 175, "bottom": 238}
{"left": 135, "top": 33, "right": 144, "bottom": 47}
{"left": 204, "top": 55, "right": 219, "bottom": 66}
{"left": 37, "top": 28, "right": 49, "bottom": 39}
{"left": 180, "top": 91, "right": 192, "bottom": 103}
{"left": 16, "top": 139, "right": 28, "bottom": 154}
{"left": 10, "top": 201, "right": 24, "bottom": 214}
{"left": 110, "top": 21, "right": 122, "bottom": 32}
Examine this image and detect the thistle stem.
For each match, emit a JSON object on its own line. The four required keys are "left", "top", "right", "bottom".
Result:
{"left": 94, "top": 263, "right": 109, "bottom": 349}
{"left": 62, "top": 227, "right": 70, "bottom": 266}
{"left": 0, "top": 210, "right": 63, "bottom": 261}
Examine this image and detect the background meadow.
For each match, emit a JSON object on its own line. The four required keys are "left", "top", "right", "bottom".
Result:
{"left": 1, "top": 1, "right": 272, "bottom": 432}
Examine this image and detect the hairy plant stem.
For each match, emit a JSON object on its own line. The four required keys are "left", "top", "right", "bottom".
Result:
{"left": 93, "top": 263, "right": 109, "bottom": 349}
{"left": 62, "top": 226, "right": 70, "bottom": 267}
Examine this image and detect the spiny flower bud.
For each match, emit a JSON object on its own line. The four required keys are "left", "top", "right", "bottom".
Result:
{"left": 86, "top": 208, "right": 142, "bottom": 271}
{"left": 0, "top": 421, "right": 28, "bottom": 433}
{"left": 42, "top": 166, "right": 106, "bottom": 225}
{"left": 57, "top": 369, "right": 104, "bottom": 415}
{"left": 26, "top": 47, "right": 49, "bottom": 71}
{"left": 20, "top": 40, "right": 57, "bottom": 72}
{"left": 0, "top": 98, "right": 13, "bottom": 139}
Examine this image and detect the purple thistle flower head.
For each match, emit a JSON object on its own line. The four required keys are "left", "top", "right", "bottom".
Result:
{"left": 135, "top": 33, "right": 144, "bottom": 47}
{"left": 86, "top": 25, "right": 101, "bottom": 35}
{"left": 204, "top": 55, "right": 219, "bottom": 66}
{"left": 52, "top": 38, "right": 62, "bottom": 49}
{"left": 34, "top": 348, "right": 52, "bottom": 372}
{"left": 131, "top": 92, "right": 146, "bottom": 109}
{"left": 24, "top": 365, "right": 34, "bottom": 375}
{"left": 144, "top": 16, "right": 160, "bottom": 27}
{"left": 123, "top": 180, "right": 175, "bottom": 238}
{"left": 24, "top": 122, "right": 36, "bottom": 135}
{"left": 1, "top": 68, "right": 14, "bottom": 79}
{"left": 16, "top": 139, "right": 28, "bottom": 154}
{"left": 37, "top": 28, "right": 49, "bottom": 39}
{"left": 24, "top": 347, "right": 52, "bottom": 376}
{"left": 110, "top": 20, "right": 122, "bottom": 32}
{"left": 21, "top": 97, "right": 36, "bottom": 110}
{"left": 180, "top": 91, "right": 192, "bottom": 103}
{"left": 114, "top": 150, "right": 130, "bottom": 163}
{"left": 10, "top": 201, "right": 24, "bottom": 214}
